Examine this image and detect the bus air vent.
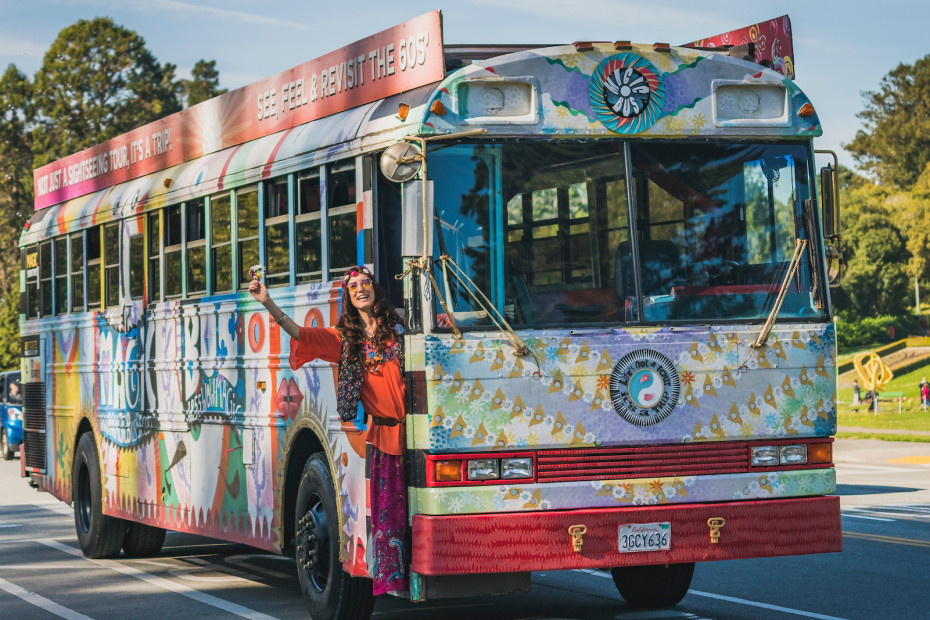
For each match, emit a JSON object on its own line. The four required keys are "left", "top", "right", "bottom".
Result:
{"left": 22, "top": 382, "right": 47, "bottom": 472}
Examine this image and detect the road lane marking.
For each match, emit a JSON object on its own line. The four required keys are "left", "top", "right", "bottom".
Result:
{"left": 578, "top": 570, "right": 848, "bottom": 619}
{"left": 687, "top": 590, "right": 849, "bottom": 620}
{"left": 0, "top": 575, "right": 93, "bottom": 620}
{"left": 841, "top": 513, "right": 894, "bottom": 521}
{"left": 36, "top": 539, "right": 280, "bottom": 620}
{"left": 843, "top": 531, "right": 930, "bottom": 548}
{"left": 887, "top": 456, "right": 930, "bottom": 464}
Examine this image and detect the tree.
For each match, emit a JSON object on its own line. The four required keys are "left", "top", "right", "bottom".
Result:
{"left": 30, "top": 17, "right": 182, "bottom": 168}
{"left": 846, "top": 54, "right": 930, "bottom": 188}
{"left": 179, "top": 59, "right": 227, "bottom": 107}
{"left": 0, "top": 64, "right": 33, "bottom": 295}
{"left": 0, "top": 289, "right": 20, "bottom": 370}
{"left": 835, "top": 212, "right": 911, "bottom": 317}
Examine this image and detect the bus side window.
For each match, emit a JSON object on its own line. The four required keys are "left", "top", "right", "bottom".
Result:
{"left": 23, "top": 246, "right": 39, "bottom": 318}
{"left": 265, "top": 179, "right": 290, "bottom": 287}
{"left": 186, "top": 198, "right": 206, "bottom": 296}
{"left": 237, "top": 186, "right": 259, "bottom": 289}
{"left": 54, "top": 236, "right": 68, "bottom": 314}
{"left": 296, "top": 168, "right": 322, "bottom": 283}
{"left": 87, "top": 226, "right": 102, "bottom": 309}
{"left": 104, "top": 223, "right": 120, "bottom": 308}
{"left": 39, "top": 240, "right": 52, "bottom": 316}
{"left": 148, "top": 211, "right": 161, "bottom": 302}
{"left": 129, "top": 233, "right": 144, "bottom": 300}
{"left": 327, "top": 160, "right": 357, "bottom": 279}
{"left": 70, "top": 232, "right": 84, "bottom": 311}
{"left": 164, "top": 205, "right": 183, "bottom": 298}
{"left": 211, "top": 193, "right": 233, "bottom": 293}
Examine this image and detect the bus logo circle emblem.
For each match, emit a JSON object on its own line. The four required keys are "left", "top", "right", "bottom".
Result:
{"left": 609, "top": 350, "right": 681, "bottom": 426}
{"left": 589, "top": 53, "right": 665, "bottom": 134}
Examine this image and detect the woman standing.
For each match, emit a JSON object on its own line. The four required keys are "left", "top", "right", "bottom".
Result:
{"left": 249, "top": 265, "right": 407, "bottom": 596}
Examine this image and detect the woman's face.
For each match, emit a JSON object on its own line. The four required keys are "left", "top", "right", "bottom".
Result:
{"left": 346, "top": 274, "right": 375, "bottom": 313}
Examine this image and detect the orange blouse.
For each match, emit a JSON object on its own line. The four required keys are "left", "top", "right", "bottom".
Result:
{"left": 289, "top": 327, "right": 406, "bottom": 455}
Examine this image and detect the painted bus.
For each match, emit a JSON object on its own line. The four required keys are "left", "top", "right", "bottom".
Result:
{"left": 20, "top": 11, "right": 843, "bottom": 618}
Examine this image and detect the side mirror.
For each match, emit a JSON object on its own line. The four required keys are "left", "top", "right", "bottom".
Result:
{"left": 818, "top": 158, "right": 840, "bottom": 240}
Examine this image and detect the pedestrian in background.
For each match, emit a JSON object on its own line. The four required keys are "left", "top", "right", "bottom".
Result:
{"left": 921, "top": 377, "right": 929, "bottom": 412}
{"left": 852, "top": 379, "right": 860, "bottom": 407}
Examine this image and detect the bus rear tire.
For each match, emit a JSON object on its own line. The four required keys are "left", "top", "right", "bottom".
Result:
{"left": 73, "top": 432, "right": 127, "bottom": 558}
{"left": 122, "top": 522, "right": 166, "bottom": 557}
{"left": 611, "top": 562, "right": 694, "bottom": 608}
{"left": 295, "top": 453, "right": 374, "bottom": 620}
{"left": 1, "top": 431, "right": 13, "bottom": 460}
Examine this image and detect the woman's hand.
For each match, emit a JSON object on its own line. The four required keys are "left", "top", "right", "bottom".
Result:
{"left": 249, "top": 279, "right": 269, "bottom": 304}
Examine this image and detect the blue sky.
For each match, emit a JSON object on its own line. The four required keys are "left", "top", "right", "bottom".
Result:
{"left": 2, "top": 0, "right": 929, "bottom": 171}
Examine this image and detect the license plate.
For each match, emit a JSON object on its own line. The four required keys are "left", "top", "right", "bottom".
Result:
{"left": 618, "top": 522, "right": 671, "bottom": 553}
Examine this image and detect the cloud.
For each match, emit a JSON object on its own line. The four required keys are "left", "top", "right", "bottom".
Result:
{"left": 119, "top": 0, "right": 307, "bottom": 29}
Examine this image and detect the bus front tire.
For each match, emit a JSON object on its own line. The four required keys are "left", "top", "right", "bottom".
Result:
{"left": 295, "top": 453, "right": 374, "bottom": 620}
{"left": 611, "top": 562, "right": 695, "bottom": 608}
{"left": 1, "top": 431, "right": 13, "bottom": 460}
{"left": 122, "top": 522, "right": 166, "bottom": 557}
{"left": 73, "top": 433, "right": 127, "bottom": 558}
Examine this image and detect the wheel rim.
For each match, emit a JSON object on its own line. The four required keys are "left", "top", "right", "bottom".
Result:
{"left": 296, "top": 492, "right": 331, "bottom": 592}
{"left": 76, "top": 461, "right": 92, "bottom": 534}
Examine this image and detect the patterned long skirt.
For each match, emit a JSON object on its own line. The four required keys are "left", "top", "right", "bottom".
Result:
{"left": 370, "top": 447, "right": 408, "bottom": 595}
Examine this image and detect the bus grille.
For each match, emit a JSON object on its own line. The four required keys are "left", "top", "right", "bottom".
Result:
{"left": 536, "top": 441, "right": 748, "bottom": 483}
{"left": 22, "top": 382, "right": 46, "bottom": 472}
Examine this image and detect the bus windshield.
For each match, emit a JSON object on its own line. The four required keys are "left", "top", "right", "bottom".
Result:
{"left": 429, "top": 140, "right": 824, "bottom": 327}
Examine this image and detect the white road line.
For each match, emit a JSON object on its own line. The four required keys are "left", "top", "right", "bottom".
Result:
{"left": 578, "top": 570, "right": 848, "bottom": 619}
{"left": 688, "top": 590, "right": 850, "bottom": 619}
{"left": 36, "top": 539, "right": 280, "bottom": 620}
{"left": 0, "top": 575, "right": 93, "bottom": 620}
{"left": 842, "top": 513, "right": 895, "bottom": 521}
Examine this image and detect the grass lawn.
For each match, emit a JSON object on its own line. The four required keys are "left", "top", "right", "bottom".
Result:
{"left": 837, "top": 360, "right": 930, "bottom": 414}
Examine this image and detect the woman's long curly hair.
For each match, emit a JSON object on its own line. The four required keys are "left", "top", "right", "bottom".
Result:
{"left": 336, "top": 266, "right": 398, "bottom": 361}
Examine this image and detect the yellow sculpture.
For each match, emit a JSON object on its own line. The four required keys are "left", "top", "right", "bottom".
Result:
{"left": 853, "top": 352, "right": 894, "bottom": 391}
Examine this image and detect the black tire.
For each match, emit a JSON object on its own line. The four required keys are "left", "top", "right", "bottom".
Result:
{"left": 295, "top": 453, "right": 374, "bottom": 620}
{"left": 73, "top": 433, "right": 127, "bottom": 558}
{"left": 1, "top": 430, "right": 13, "bottom": 461}
{"left": 122, "top": 522, "right": 167, "bottom": 557}
{"left": 611, "top": 562, "right": 695, "bottom": 608}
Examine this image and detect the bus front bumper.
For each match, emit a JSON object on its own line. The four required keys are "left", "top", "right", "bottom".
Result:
{"left": 411, "top": 496, "right": 841, "bottom": 575}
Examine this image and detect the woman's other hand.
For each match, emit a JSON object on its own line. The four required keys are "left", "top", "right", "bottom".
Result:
{"left": 249, "top": 279, "right": 269, "bottom": 304}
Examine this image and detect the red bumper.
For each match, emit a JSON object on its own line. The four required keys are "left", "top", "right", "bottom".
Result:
{"left": 412, "top": 496, "right": 841, "bottom": 575}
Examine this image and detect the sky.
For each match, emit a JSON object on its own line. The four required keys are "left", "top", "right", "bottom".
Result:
{"left": 2, "top": 0, "right": 929, "bottom": 172}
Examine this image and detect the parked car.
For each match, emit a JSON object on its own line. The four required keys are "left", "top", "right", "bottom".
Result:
{"left": 0, "top": 370, "right": 23, "bottom": 460}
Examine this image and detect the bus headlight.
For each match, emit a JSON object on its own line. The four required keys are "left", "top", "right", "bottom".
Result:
{"left": 500, "top": 457, "right": 533, "bottom": 479}
{"left": 467, "top": 458, "right": 500, "bottom": 481}
{"left": 750, "top": 446, "right": 779, "bottom": 467}
{"left": 779, "top": 444, "right": 808, "bottom": 465}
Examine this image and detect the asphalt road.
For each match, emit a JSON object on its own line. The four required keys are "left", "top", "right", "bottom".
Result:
{"left": 1, "top": 439, "right": 928, "bottom": 620}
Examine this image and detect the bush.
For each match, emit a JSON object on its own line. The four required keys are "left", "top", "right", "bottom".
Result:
{"left": 835, "top": 314, "right": 920, "bottom": 350}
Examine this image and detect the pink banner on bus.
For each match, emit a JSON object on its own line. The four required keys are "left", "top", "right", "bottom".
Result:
{"left": 33, "top": 10, "right": 444, "bottom": 210}
{"left": 683, "top": 15, "right": 795, "bottom": 80}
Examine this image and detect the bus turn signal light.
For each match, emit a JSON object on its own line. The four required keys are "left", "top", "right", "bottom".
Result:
{"left": 809, "top": 442, "right": 832, "bottom": 464}
{"left": 434, "top": 460, "right": 462, "bottom": 482}
{"left": 799, "top": 102, "right": 815, "bottom": 117}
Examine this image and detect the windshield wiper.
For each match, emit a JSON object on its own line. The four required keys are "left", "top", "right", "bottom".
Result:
{"left": 751, "top": 237, "right": 808, "bottom": 349}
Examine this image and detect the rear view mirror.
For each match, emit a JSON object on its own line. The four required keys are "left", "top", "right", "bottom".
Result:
{"left": 817, "top": 152, "right": 840, "bottom": 240}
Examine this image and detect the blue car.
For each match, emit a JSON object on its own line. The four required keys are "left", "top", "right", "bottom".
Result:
{"left": 1, "top": 370, "right": 22, "bottom": 460}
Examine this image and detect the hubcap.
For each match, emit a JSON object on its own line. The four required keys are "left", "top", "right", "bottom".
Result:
{"left": 296, "top": 492, "right": 330, "bottom": 592}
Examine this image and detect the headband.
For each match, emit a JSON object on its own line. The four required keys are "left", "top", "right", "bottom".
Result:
{"left": 341, "top": 266, "right": 373, "bottom": 288}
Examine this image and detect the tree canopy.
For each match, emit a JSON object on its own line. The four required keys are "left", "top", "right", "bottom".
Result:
{"left": 180, "top": 59, "right": 228, "bottom": 107}
{"left": 30, "top": 17, "right": 183, "bottom": 168}
{"left": 846, "top": 54, "right": 930, "bottom": 188}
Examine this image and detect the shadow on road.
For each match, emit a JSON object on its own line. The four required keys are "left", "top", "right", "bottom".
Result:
{"left": 837, "top": 484, "right": 921, "bottom": 496}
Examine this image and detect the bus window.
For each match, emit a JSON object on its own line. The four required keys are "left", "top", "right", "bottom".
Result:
{"left": 265, "top": 179, "right": 290, "bottom": 287}
{"left": 327, "top": 160, "right": 357, "bottom": 279}
{"left": 39, "top": 241, "right": 52, "bottom": 316}
{"left": 148, "top": 211, "right": 161, "bottom": 302}
{"left": 87, "top": 226, "right": 102, "bottom": 309}
{"left": 104, "top": 223, "right": 120, "bottom": 308}
{"left": 237, "top": 186, "right": 259, "bottom": 289}
{"left": 54, "top": 236, "right": 68, "bottom": 314}
{"left": 24, "top": 246, "right": 39, "bottom": 318}
{"left": 70, "top": 232, "right": 83, "bottom": 311}
{"left": 211, "top": 193, "right": 232, "bottom": 293}
{"left": 129, "top": 234, "right": 144, "bottom": 300}
{"left": 187, "top": 198, "right": 206, "bottom": 295}
{"left": 296, "top": 169, "right": 322, "bottom": 283}
{"left": 164, "top": 205, "right": 182, "bottom": 298}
